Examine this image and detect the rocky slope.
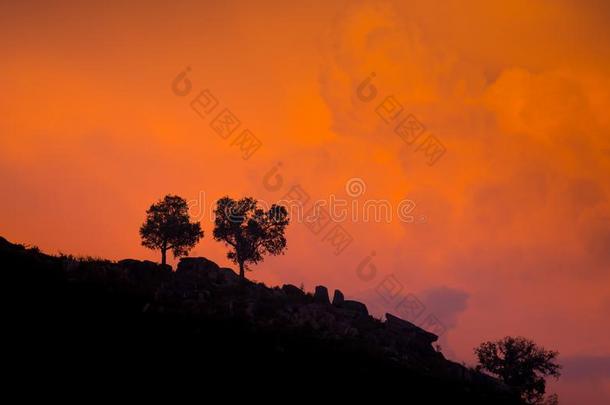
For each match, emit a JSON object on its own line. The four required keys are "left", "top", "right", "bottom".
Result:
{"left": 2, "top": 236, "right": 522, "bottom": 402}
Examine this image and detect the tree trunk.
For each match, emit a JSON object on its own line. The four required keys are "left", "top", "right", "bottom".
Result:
{"left": 161, "top": 248, "right": 167, "bottom": 267}
{"left": 239, "top": 261, "right": 245, "bottom": 280}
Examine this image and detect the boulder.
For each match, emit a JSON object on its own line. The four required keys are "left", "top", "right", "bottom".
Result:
{"left": 218, "top": 267, "right": 239, "bottom": 284}
{"left": 282, "top": 284, "right": 305, "bottom": 297}
{"left": 219, "top": 267, "right": 238, "bottom": 276}
{"left": 445, "top": 361, "right": 471, "bottom": 382}
{"left": 117, "top": 258, "right": 140, "bottom": 267}
{"left": 385, "top": 313, "right": 438, "bottom": 344}
{"left": 115, "top": 259, "right": 171, "bottom": 287}
{"left": 174, "top": 257, "right": 228, "bottom": 287}
{"left": 341, "top": 300, "right": 368, "bottom": 316}
{"left": 313, "top": 285, "right": 330, "bottom": 304}
{"left": 117, "top": 258, "right": 171, "bottom": 275}
{"left": 118, "top": 258, "right": 160, "bottom": 270}
{"left": 177, "top": 257, "right": 220, "bottom": 273}
{"left": 332, "top": 289, "right": 344, "bottom": 306}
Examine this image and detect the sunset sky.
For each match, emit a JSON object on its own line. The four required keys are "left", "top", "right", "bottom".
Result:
{"left": 1, "top": 1, "right": 609, "bottom": 402}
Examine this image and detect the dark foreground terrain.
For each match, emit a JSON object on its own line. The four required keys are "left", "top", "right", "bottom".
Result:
{"left": 2, "top": 236, "right": 522, "bottom": 402}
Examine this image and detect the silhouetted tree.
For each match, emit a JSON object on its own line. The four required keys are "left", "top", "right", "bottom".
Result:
{"left": 140, "top": 195, "right": 203, "bottom": 266}
{"left": 474, "top": 336, "right": 561, "bottom": 404}
{"left": 213, "top": 196, "right": 289, "bottom": 279}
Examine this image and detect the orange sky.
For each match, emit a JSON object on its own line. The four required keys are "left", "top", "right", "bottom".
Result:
{"left": 1, "top": 1, "right": 610, "bottom": 402}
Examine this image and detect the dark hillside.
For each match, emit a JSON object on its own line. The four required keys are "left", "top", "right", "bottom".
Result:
{"left": 2, "top": 236, "right": 521, "bottom": 402}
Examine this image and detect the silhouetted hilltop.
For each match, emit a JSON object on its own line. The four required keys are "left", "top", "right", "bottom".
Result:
{"left": 2, "top": 236, "right": 522, "bottom": 402}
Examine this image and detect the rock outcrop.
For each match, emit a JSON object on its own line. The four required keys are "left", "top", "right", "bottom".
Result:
{"left": 1, "top": 236, "right": 520, "bottom": 404}
{"left": 385, "top": 313, "right": 438, "bottom": 344}
{"left": 341, "top": 300, "right": 369, "bottom": 316}
{"left": 313, "top": 285, "right": 330, "bottom": 304}
{"left": 332, "top": 289, "right": 344, "bottom": 306}
{"left": 282, "top": 284, "right": 305, "bottom": 297}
